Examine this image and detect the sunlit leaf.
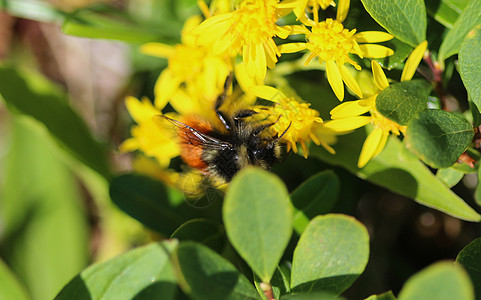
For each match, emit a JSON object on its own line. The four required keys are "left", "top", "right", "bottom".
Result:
{"left": 223, "top": 168, "right": 292, "bottom": 282}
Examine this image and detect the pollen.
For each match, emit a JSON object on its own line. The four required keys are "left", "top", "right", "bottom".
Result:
{"left": 257, "top": 98, "right": 323, "bottom": 156}
{"left": 231, "top": 0, "right": 279, "bottom": 45}
{"left": 305, "top": 18, "right": 358, "bottom": 65}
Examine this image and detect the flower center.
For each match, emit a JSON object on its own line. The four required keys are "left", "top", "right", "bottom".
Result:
{"left": 261, "top": 99, "right": 323, "bottom": 142}
{"left": 306, "top": 18, "right": 356, "bottom": 64}
{"left": 230, "top": 0, "right": 279, "bottom": 44}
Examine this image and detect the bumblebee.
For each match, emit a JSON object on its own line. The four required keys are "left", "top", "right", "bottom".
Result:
{"left": 161, "top": 76, "right": 290, "bottom": 183}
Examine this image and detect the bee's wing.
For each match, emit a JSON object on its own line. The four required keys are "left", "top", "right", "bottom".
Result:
{"left": 153, "top": 115, "right": 232, "bottom": 150}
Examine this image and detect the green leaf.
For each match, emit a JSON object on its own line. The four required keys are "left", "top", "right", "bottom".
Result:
{"left": 223, "top": 168, "right": 293, "bottom": 282}
{"left": 1, "top": 118, "right": 89, "bottom": 300}
{"left": 438, "top": 0, "right": 481, "bottom": 62}
{"left": 291, "top": 214, "right": 369, "bottom": 295}
{"left": 0, "top": 258, "right": 30, "bottom": 300}
{"left": 62, "top": 6, "right": 181, "bottom": 43}
{"left": 376, "top": 80, "right": 431, "bottom": 125}
{"left": 360, "top": 0, "right": 427, "bottom": 46}
{"left": 459, "top": 25, "right": 481, "bottom": 113}
{"left": 173, "top": 242, "right": 258, "bottom": 300}
{"left": 426, "top": 0, "right": 469, "bottom": 28}
{"left": 0, "top": 65, "right": 111, "bottom": 179}
{"left": 456, "top": 238, "right": 481, "bottom": 299}
{"left": 436, "top": 168, "right": 464, "bottom": 188}
{"left": 56, "top": 241, "right": 178, "bottom": 300}
{"left": 281, "top": 292, "right": 345, "bottom": 300}
{"left": 405, "top": 110, "right": 474, "bottom": 168}
{"left": 398, "top": 261, "right": 474, "bottom": 300}
{"left": 365, "top": 291, "right": 397, "bottom": 300}
{"left": 171, "top": 219, "right": 225, "bottom": 252}
{"left": 290, "top": 171, "right": 340, "bottom": 234}
{"left": 109, "top": 173, "right": 222, "bottom": 236}
{"left": 311, "top": 131, "right": 481, "bottom": 221}
{"left": 476, "top": 167, "right": 481, "bottom": 206}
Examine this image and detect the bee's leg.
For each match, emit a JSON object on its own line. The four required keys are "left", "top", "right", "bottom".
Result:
{"left": 215, "top": 73, "right": 234, "bottom": 130}
{"left": 233, "top": 109, "right": 257, "bottom": 127}
{"left": 252, "top": 114, "right": 283, "bottom": 136}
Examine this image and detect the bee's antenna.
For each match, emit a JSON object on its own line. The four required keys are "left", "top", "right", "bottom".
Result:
{"left": 273, "top": 121, "right": 291, "bottom": 144}
{"left": 253, "top": 114, "right": 283, "bottom": 136}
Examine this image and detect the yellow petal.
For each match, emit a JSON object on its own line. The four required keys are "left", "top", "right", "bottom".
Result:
{"left": 253, "top": 43, "right": 267, "bottom": 82}
{"left": 355, "top": 31, "right": 393, "bottom": 43}
{"left": 248, "top": 85, "right": 286, "bottom": 103}
{"left": 323, "top": 116, "right": 371, "bottom": 132}
{"left": 119, "top": 137, "right": 139, "bottom": 152}
{"left": 330, "top": 100, "right": 370, "bottom": 119}
{"left": 235, "top": 62, "right": 262, "bottom": 91}
{"left": 276, "top": 25, "right": 292, "bottom": 39}
{"left": 358, "top": 127, "right": 384, "bottom": 168}
{"left": 140, "top": 43, "right": 174, "bottom": 58}
{"left": 326, "top": 60, "right": 344, "bottom": 101}
{"left": 168, "top": 89, "right": 198, "bottom": 116}
{"left": 371, "top": 60, "right": 389, "bottom": 90}
{"left": 359, "top": 44, "right": 394, "bottom": 58}
{"left": 125, "top": 96, "right": 158, "bottom": 123}
{"left": 401, "top": 40, "right": 428, "bottom": 82}
{"left": 154, "top": 70, "right": 180, "bottom": 109}
{"left": 339, "top": 64, "right": 363, "bottom": 98}
{"left": 373, "top": 130, "right": 389, "bottom": 157}
{"left": 192, "top": 13, "right": 233, "bottom": 35}
{"left": 336, "top": 0, "right": 350, "bottom": 22}
{"left": 279, "top": 43, "right": 307, "bottom": 54}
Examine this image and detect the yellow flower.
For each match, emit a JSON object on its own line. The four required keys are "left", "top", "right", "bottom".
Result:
{"left": 279, "top": 5, "right": 394, "bottom": 101}
{"left": 324, "top": 41, "right": 428, "bottom": 167}
{"left": 248, "top": 85, "right": 337, "bottom": 157}
{"left": 193, "top": 0, "right": 292, "bottom": 83}
{"left": 285, "top": 0, "right": 350, "bottom": 22}
{"left": 141, "top": 15, "right": 232, "bottom": 113}
{"left": 120, "top": 96, "right": 180, "bottom": 167}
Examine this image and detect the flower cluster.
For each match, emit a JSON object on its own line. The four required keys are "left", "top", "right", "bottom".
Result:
{"left": 121, "top": 0, "right": 428, "bottom": 188}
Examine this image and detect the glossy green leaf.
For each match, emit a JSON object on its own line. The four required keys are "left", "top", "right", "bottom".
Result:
{"left": 62, "top": 6, "right": 181, "bottom": 43}
{"left": 173, "top": 242, "right": 258, "bottom": 300}
{"left": 439, "top": 0, "right": 481, "bottom": 62}
{"left": 0, "top": 65, "right": 110, "bottom": 179}
{"left": 0, "top": 259, "right": 30, "bottom": 300}
{"left": 109, "top": 173, "right": 222, "bottom": 236}
{"left": 1, "top": 118, "right": 89, "bottom": 300}
{"left": 459, "top": 25, "right": 481, "bottom": 113}
{"left": 376, "top": 38, "right": 413, "bottom": 70}
{"left": 171, "top": 219, "right": 225, "bottom": 252}
{"left": 376, "top": 80, "right": 431, "bottom": 125}
{"left": 436, "top": 168, "right": 464, "bottom": 188}
{"left": 365, "top": 291, "right": 397, "bottom": 300}
{"left": 290, "top": 171, "right": 340, "bottom": 234}
{"left": 398, "top": 262, "right": 474, "bottom": 300}
{"left": 426, "top": 0, "right": 469, "bottom": 28}
{"left": 56, "top": 241, "right": 178, "bottom": 300}
{"left": 456, "top": 238, "right": 481, "bottom": 299}
{"left": 360, "top": 0, "right": 427, "bottom": 46}
{"left": 311, "top": 131, "right": 480, "bottom": 221}
{"left": 291, "top": 214, "right": 369, "bottom": 295}
{"left": 281, "top": 292, "right": 345, "bottom": 300}
{"left": 406, "top": 110, "right": 474, "bottom": 168}
{"left": 476, "top": 167, "right": 481, "bottom": 206}
{"left": 223, "top": 168, "right": 292, "bottom": 282}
